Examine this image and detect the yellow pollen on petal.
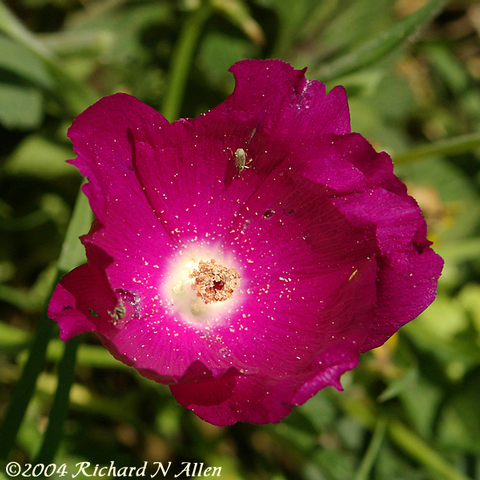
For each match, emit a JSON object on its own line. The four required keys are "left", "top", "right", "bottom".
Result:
{"left": 189, "top": 259, "right": 241, "bottom": 304}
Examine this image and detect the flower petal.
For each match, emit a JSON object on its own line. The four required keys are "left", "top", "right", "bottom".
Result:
{"left": 331, "top": 187, "right": 443, "bottom": 351}
{"left": 227, "top": 60, "right": 350, "bottom": 138}
{"left": 170, "top": 343, "right": 359, "bottom": 426}
{"left": 131, "top": 60, "right": 351, "bottom": 243}
{"left": 68, "top": 93, "right": 168, "bottom": 223}
{"left": 48, "top": 262, "right": 116, "bottom": 341}
{"left": 67, "top": 94, "right": 177, "bottom": 300}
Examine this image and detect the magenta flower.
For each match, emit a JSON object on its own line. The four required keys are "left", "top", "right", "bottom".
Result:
{"left": 48, "top": 59, "right": 443, "bottom": 426}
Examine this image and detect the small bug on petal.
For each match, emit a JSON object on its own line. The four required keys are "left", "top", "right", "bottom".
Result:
{"left": 234, "top": 148, "right": 252, "bottom": 174}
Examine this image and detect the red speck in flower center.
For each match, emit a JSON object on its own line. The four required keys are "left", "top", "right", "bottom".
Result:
{"left": 189, "top": 259, "right": 240, "bottom": 304}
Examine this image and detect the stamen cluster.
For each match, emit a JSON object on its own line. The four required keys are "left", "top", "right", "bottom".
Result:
{"left": 189, "top": 259, "right": 240, "bottom": 304}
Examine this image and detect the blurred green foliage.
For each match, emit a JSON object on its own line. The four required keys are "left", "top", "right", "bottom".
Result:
{"left": 1, "top": 0, "right": 480, "bottom": 479}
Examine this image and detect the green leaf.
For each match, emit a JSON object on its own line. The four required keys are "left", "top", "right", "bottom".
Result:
{"left": 254, "top": 0, "right": 322, "bottom": 58}
{"left": 0, "top": 78, "right": 43, "bottom": 130}
{"left": 313, "top": 0, "right": 448, "bottom": 82}
{"left": 211, "top": 0, "right": 264, "bottom": 45}
{"left": 453, "top": 370, "right": 480, "bottom": 448}
{"left": 0, "top": 321, "right": 30, "bottom": 352}
{"left": 404, "top": 294, "right": 480, "bottom": 368}
{"left": 347, "top": 72, "right": 413, "bottom": 152}
{"left": 396, "top": 157, "right": 480, "bottom": 242}
{"left": 4, "top": 134, "right": 76, "bottom": 179}
{"left": 439, "top": 368, "right": 480, "bottom": 455}
{"left": 398, "top": 375, "right": 443, "bottom": 438}
{"left": 459, "top": 284, "right": 480, "bottom": 340}
{"left": 436, "top": 238, "right": 480, "bottom": 264}
{"left": 420, "top": 42, "right": 470, "bottom": 95}
{"left": 63, "top": 2, "right": 172, "bottom": 64}
{"left": 0, "top": 3, "right": 98, "bottom": 115}
{"left": 0, "top": 36, "right": 52, "bottom": 129}
{"left": 416, "top": 295, "right": 469, "bottom": 340}
{"left": 46, "top": 341, "right": 132, "bottom": 370}
{"left": 0, "top": 35, "right": 53, "bottom": 90}
{"left": 56, "top": 186, "right": 92, "bottom": 274}
{"left": 197, "top": 31, "right": 256, "bottom": 90}
{"left": 0, "top": 265, "right": 57, "bottom": 312}
{"left": 377, "top": 367, "right": 419, "bottom": 403}
{"left": 317, "top": 0, "right": 395, "bottom": 56}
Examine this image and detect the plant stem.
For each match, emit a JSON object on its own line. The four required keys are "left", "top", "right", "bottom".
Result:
{"left": 34, "top": 335, "right": 81, "bottom": 465}
{"left": 0, "top": 312, "right": 55, "bottom": 461}
{"left": 161, "top": 1, "right": 212, "bottom": 121}
{"left": 337, "top": 393, "right": 472, "bottom": 480}
{"left": 392, "top": 131, "right": 480, "bottom": 164}
{"left": 353, "top": 417, "right": 387, "bottom": 480}
{"left": 388, "top": 420, "right": 472, "bottom": 480}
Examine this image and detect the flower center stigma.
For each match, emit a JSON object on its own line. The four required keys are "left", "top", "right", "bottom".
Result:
{"left": 165, "top": 251, "right": 242, "bottom": 322}
{"left": 189, "top": 259, "right": 240, "bottom": 304}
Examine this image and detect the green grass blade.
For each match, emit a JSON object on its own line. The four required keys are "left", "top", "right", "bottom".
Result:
{"left": 392, "top": 131, "right": 480, "bottom": 164}
{"left": 314, "top": 0, "right": 448, "bottom": 83}
{"left": 0, "top": 312, "right": 55, "bottom": 460}
{"left": 34, "top": 335, "right": 81, "bottom": 464}
{"left": 353, "top": 417, "right": 387, "bottom": 480}
{"left": 161, "top": 2, "right": 212, "bottom": 121}
{"left": 0, "top": 187, "right": 92, "bottom": 460}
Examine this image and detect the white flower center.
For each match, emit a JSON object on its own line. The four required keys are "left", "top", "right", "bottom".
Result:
{"left": 164, "top": 249, "right": 242, "bottom": 323}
